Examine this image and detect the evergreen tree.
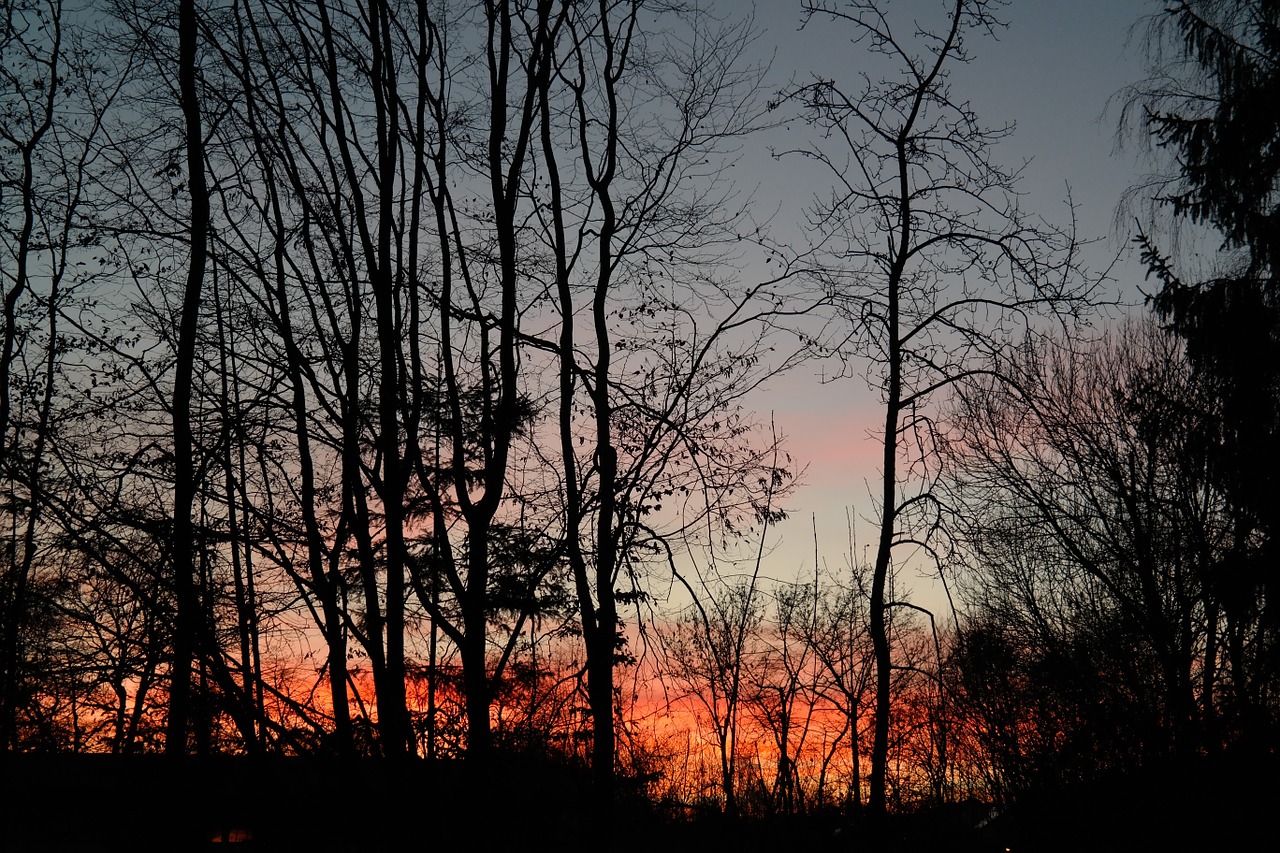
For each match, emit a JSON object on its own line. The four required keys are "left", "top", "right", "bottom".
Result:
{"left": 1135, "top": 0, "right": 1280, "bottom": 739}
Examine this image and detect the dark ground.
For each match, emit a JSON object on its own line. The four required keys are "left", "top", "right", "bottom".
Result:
{"left": 0, "top": 750, "right": 1273, "bottom": 852}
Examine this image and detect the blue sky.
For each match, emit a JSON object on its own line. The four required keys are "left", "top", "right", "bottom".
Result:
{"left": 720, "top": 0, "right": 1158, "bottom": 613}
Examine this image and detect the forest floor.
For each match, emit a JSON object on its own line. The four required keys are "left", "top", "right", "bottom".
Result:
{"left": 0, "top": 750, "right": 1272, "bottom": 852}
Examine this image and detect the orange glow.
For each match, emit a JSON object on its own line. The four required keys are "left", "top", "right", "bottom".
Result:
{"left": 24, "top": 617, "right": 974, "bottom": 813}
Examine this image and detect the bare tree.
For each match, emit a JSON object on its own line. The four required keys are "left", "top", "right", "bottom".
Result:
{"left": 743, "top": 576, "right": 823, "bottom": 815}
{"left": 0, "top": 0, "right": 125, "bottom": 750}
{"left": 1, "top": 0, "right": 72, "bottom": 750}
{"left": 0, "top": 0, "right": 817, "bottom": 772}
{"left": 535, "top": 0, "right": 818, "bottom": 798}
{"left": 158, "top": 0, "right": 210, "bottom": 756}
{"left": 791, "top": 537, "right": 878, "bottom": 813}
{"left": 199, "top": 0, "right": 570, "bottom": 759}
{"left": 659, "top": 577, "right": 764, "bottom": 815}
{"left": 945, "top": 319, "right": 1233, "bottom": 773}
{"left": 786, "top": 0, "right": 1097, "bottom": 819}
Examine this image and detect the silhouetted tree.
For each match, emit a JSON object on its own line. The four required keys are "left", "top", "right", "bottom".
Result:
{"left": 535, "top": 0, "right": 811, "bottom": 798}
{"left": 1125, "top": 0, "right": 1280, "bottom": 738}
{"left": 787, "top": 0, "right": 1096, "bottom": 819}
{"left": 191, "top": 0, "right": 569, "bottom": 759}
{"left": 946, "top": 320, "right": 1236, "bottom": 783}
{"left": 799, "top": 554, "right": 877, "bottom": 813}
{"left": 0, "top": 0, "right": 126, "bottom": 751}
{"left": 660, "top": 578, "right": 765, "bottom": 815}
{"left": 161, "top": 0, "right": 208, "bottom": 757}
{"left": 1, "top": 0, "right": 73, "bottom": 751}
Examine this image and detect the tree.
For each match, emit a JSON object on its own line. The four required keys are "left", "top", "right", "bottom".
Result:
{"left": 534, "top": 0, "right": 812, "bottom": 798}
{"left": 744, "top": 577, "right": 820, "bottom": 816}
{"left": 945, "top": 320, "right": 1234, "bottom": 781}
{"left": 659, "top": 580, "right": 759, "bottom": 815}
{"left": 799, "top": 550, "right": 877, "bottom": 813}
{"left": 1133, "top": 0, "right": 1280, "bottom": 273}
{"left": 189, "top": 0, "right": 568, "bottom": 759}
{"left": 0, "top": 0, "right": 74, "bottom": 751}
{"left": 0, "top": 0, "right": 810, "bottom": 773}
{"left": 0, "top": 0, "right": 126, "bottom": 751}
{"left": 787, "top": 0, "right": 1096, "bottom": 819}
{"left": 161, "top": 0, "right": 209, "bottom": 757}
{"left": 1126, "top": 0, "right": 1280, "bottom": 736}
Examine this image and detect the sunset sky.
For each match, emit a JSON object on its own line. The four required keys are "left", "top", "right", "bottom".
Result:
{"left": 720, "top": 0, "right": 1155, "bottom": 614}
{"left": 5, "top": 6, "right": 1269, "bottom": 839}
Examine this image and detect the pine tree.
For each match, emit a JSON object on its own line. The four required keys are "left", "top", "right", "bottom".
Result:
{"left": 1136, "top": 0, "right": 1280, "bottom": 738}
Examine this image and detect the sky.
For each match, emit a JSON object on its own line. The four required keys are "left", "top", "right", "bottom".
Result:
{"left": 711, "top": 0, "right": 1158, "bottom": 616}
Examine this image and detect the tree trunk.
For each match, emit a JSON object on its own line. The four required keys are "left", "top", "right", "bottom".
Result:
{"left": 868, "top": 129, "right": 910, "bottom": 820}
{"left": 167, "top": 0, "right": 208, "bottom": 756}
{"left": 368, "top": 0, "right": 412, "bottom": 760}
